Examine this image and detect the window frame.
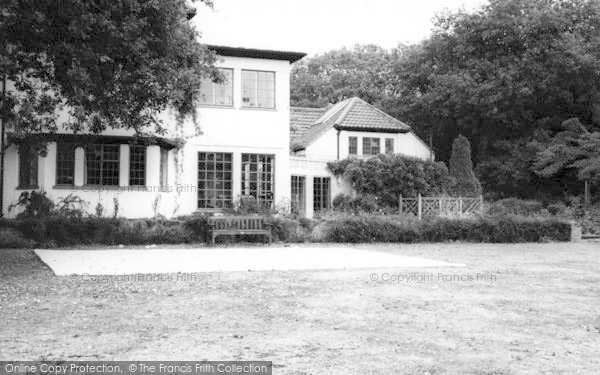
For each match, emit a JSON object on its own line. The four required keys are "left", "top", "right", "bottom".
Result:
{"left": 199, "top": 68, "right": 234, "bottom": 107}
{"left": 129, "top": 144, "right": 146, "bottom": 187}
{"left": 197, "top": 152, "right": 233, "bottom": 210}
{"left": 241, "top": 69, "right": 276, "bottom": 109}
{"left": 241, "top": 153, "right": 276, "bottom": 208}
{"left": 362, "top": 137, "right": 381, "bottom": 156}
{"left": 291, "top": 175, "right": 306, "bottom": 215}
{"left": 348, "top": 136, "right": 358, "bottom": 156}
{"left": 385, "top": 138, "right": 394, "bottom": 155}
{"left": 55, "top": 142, "right": 75, "bottom": 186}
{"left": 84, "top": 144, "right": 120, "bottom": 186}
{"left": 313, "top": 176, "right": 331, "bottom": 213}
{"left": 18, "top": 144, "right": 38, "bottom": 189}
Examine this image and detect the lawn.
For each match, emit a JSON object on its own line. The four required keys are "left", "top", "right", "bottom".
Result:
{"left": 1, "top": 243, "right": 600, "bottom": 374}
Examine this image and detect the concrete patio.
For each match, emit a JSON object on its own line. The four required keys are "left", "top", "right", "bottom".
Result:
{"left": 34, "top": 246, "right": 466, "bottom": 276}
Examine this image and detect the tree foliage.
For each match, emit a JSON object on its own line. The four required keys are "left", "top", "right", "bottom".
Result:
{"left": 327, "top": 154, "right": 454, "bottom": 207}
{"left": 448, "top": 135, "right": 482, "bottom": 196}
{"left": 291, "top": 44, "right": 392, "bottom": 108}
{"left": 0, "top": 0, "right": 220, "bottom": 139}
{"left": 533, "top": 118, "right": 600, "bottom": 182}
{"left": 293, "top": 0, "right": 600, "bottom": 200}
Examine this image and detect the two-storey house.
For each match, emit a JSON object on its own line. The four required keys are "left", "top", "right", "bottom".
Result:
{"left": 1, "top": 45, "right": 432, "bottom": 219}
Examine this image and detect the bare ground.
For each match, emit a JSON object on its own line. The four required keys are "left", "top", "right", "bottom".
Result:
{"left": 1, "top": 242, "right": 600, "bottom": 374}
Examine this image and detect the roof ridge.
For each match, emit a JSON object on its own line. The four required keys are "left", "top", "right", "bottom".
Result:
{"left": 334, "top": 97, "right": 357, "bottom": 126}
{"left": 314, "top": 98, "right": 351, "bottom": 124}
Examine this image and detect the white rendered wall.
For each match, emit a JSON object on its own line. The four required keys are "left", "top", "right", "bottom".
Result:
{"left": 2, "top": 55, "right": 293, "bottom": 218}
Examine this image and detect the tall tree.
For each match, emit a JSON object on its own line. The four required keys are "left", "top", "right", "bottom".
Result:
{"left": 448, "top": 135, "right": 482, "bottom": 196}
{"left": 0, "top": 0, "right": 220, "bottom": 138}
{"left": 291, "top": 44, "right": 392, "bottom": 108}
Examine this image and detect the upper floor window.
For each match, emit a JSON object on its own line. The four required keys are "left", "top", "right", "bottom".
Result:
{"left": 199, "top": 68, "right": 233, "bottom": 106}
{"left": 129, "top": 145, "right": 146, "bottom": 186}
{"left": 56, "top": 142, "right": 75, "bottom": 185}
{"left": 85, "top": 144, "right": 120, "bottom": 186}
{"left": 385, "top": 138, "right": 394, "bottom": 155}
{"left": 348, "top": 137, "right": 358, "bottom": 155}
{"left": 242, "top": 70, "right": 275, "bottom": 109}
{"left": 362, "top": 137, "right": 380, "bottom": 156}
{"left": 18, "top": 144, "right": 38, "bottom": 188}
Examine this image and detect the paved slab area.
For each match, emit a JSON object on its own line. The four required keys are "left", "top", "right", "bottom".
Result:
{"left": 34, "top": 247, "right": 466, "bottom": 276}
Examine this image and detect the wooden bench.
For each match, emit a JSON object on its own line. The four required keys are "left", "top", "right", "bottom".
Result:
{"left": 208, "top": 216, "right": 272, "bottom": 245}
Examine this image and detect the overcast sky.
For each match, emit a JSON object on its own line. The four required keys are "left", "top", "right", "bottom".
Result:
{"left": 193, "top": 0, "right": 487, "bottom": 56}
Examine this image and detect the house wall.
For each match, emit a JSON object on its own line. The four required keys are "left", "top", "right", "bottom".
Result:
{"left": 2, "top": 55, "right": 293, "bottom": 218}
{"left": 2, "top": 142, "right": 177, "bottom": 218}
{"left": 289, "top": 156, "right": 346, "bottom": 218}
{"left": 303, "top": 129, "right": 432, "bottom": 161}
{"left": 292, "top": 128, "right": 433, "bottom": 217}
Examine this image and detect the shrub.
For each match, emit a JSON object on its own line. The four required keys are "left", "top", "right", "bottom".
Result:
{"left": 315, "top": 215, "right": 571, "bottom": 243}
{"left": 547, "top": 202, "right": 568, "bottom": 216}
{"left": 332, "top": 193, "right": 380, "bottom": 213}
{"left": 0, "top": 215, "right": 211, "bottom": 248}
{"left": 448, "top": 135, "right": 482, "bottom": 197}
{"left": 0, "top": 227, "right": 35, "bottom": 248}
{"left": 327, "top": 154, "right": 453, "bottom": 208}
{"left": 488, "top": 198, "right": 544, "bottom": 216}
{"left": 8, "top": 191, "right": 55, "bottom": 218}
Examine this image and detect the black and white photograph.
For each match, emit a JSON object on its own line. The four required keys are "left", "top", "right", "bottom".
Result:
{"left": 1, "top": 0, "right": 599, "bottom": 373}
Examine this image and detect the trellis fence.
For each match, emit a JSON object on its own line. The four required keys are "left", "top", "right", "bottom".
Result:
{"left": 399, "top": 194, "right": 484, "bottom": 219}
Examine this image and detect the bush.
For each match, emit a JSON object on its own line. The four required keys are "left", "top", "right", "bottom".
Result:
{"left": 315, "top": 215, "right": 571, "bottom": 243}
{"left": 488, "top": 198, "right": 544, "bottom": 216}
{"left": 327, "top": 154, "right": 453, "bottom": 208}
{"left": 0, "top": 227, "right": 35, "bottom": 248}
{"left": 547, "top": 202, "right": 568, "bottom": 216}
{"left": 332, "top": 193, "right": 380, "bottom": 213}
{"left": 0, "top": 215, "right": 211, "bottom": 248}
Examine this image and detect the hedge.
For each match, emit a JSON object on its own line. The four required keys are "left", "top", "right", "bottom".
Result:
{"left": 315, "top": 215, "right": 571, "bottom": 243}
{"left": 0, "top": 216, "right": 211, "bottom": 248}
{"left": 0, "top": 214, "right": 572, "bottom": 248}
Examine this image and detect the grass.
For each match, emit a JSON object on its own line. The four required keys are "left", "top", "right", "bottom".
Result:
{"left": 1, "top": 243, "right": 600, "bottom": 373}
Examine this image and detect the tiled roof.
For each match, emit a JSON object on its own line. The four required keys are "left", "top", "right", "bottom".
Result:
{"left": 290, "top": 97, "right": 411, "bottom": 150}
{"left": 290, "top": 107, "right": 327, "bottom": 146}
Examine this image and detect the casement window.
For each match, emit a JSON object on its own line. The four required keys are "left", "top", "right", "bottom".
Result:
{"left": 197, "top": 152, "right": 233, "bottom": 209}
{"left": 129, "top": 145, "right": 146, "bottom": 186}
{"left": 18, "top": 144, "right": 38, "bottom": 188}
{"left": 56, "top": 142, "right": 75, "bottom": 185}
{"left": 362, "top": 137, "right": 380, "bottom": 156}
{"left": 241, "top": 153, "right": 275, "bottom": 207}
{"left": 291, "top": 175, "right": 306, "bottom": 215}
{"left": 242, "top": 70, "right": 275, "bottom": 109}
{"left": 159, "top": 148, "right": 168, "bottom": 188}
{"left": 85, "top": 144, "right": 120, "bottom": 186}
{"left": 313, "top": 177, "right": 331, "bottom": 213}
{"left": 348, "top": 137, "right": 358, "bottom": 155}
{"left": 385, "top": 138, "right": 394, "bottom": 155}
{"left": 199, "top": 68, "right": 233, "bottom": 106}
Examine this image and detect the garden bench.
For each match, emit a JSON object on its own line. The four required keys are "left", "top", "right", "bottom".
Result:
{"left": 208, "top": 216, "right": 271, "bottom": 245}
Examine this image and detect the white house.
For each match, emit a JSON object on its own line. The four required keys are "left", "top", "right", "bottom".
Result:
{"left": 289, "top": 97, "right": 433, "bottom": 217}
{"left": 1, "top": 45, "right": 432, "bottom": 219}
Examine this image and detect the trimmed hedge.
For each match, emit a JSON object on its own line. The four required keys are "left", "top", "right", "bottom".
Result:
{"left": 0, "top": 216, "right": 210, "bottom": 248}
{"left": 0, "top": 214, "right": 572, "bottom": 248}
{"left": 315, "top": 215, "right": 571, "bottom": 243}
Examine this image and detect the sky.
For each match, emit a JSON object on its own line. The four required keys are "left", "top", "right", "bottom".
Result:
{"left": 193, "top": 0, "right": 487, "bottom": 56}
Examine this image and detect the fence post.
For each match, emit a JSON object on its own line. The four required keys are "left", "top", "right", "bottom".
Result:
{"left": 479, "top": 195, "right": 484, "bottom": 216}
{"left": 438, "top": 197, "right": 442, "bottom": 216}
{"left": 418, "top": 193, "right": 422, "bottom": 220}
{"left": 459, "top": 196, "right": 463, "bottom": 216}
{"left": 399, "top": 194, "right": 402, "bottom": 215}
